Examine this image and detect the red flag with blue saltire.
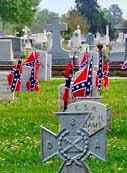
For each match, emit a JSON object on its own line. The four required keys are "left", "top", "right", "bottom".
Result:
{"left": 25, "top": 51, "right": 40, "bottom": 92}
{"left": 63, "top": 64, "right": 73, "bottom": 111}
{"left": 96, "top": 55, "right": 103, "bottom": 91}
{"left": 26, "top": 67, "right": 40, "bottom": 92}
{"left": 24, "top": 51, "right": 40, "bottom": 71}
{"left": 7, "top": 56, "right": 23, "bottom": 92}
{"left": 103, "top": 63, "right": 109, "bottom": 89}
{"left": 72, "top": 58, "right": 93, "bottom": 97}
{"left": 79, "top": 51, "right": 89, "bottom": 70}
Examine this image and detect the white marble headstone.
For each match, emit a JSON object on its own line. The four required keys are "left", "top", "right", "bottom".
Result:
{"left": 38, "top": 51, "right": 47, "bottom": 81}
{"left": 0, "top": 72, "right": 14, "bottom": 101}
{"left": 38, "top": 50, "right": 52, "bottom": 81}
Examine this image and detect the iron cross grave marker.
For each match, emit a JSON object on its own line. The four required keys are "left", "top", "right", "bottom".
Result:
{"left": 41, "top": 111, "right": 106, "bottom": 173}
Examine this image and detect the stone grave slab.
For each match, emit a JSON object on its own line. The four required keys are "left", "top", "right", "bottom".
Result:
{"left": 20, "top": 66, "right": 31, "bottom": 91}
{"left": 38, "top": 50, "right": 52, "bottom": 81}
{"left": 0, "top": 37, "right": 22, "bottom": 58}
{"left": 66, "top": 101, "right": 111, "bottom": 132}
{"left": 86, "top": 33, "right": 94, "bottom": 50}
{"left": 110, "top": 52, "right": 125, "bottom": 61}
{"left": 75, "top": 96, "right": 101, "bottom": 102}
{"left": 46, "top": 16, "right": 69, "bottom": 64}
{"left": 66, "top": 101, "right": 107, "bottom": 134}
{"left": 0, "top": 72, "right": 14, "bottom": 101}
{"left": 41, "top": 110, "right": 106, "bottom": 172}
{"left": 38, "top": 51, "right": 47, "bottom": 81}
{"left": 0, "top": 39, "right": 15, "bottom": 65}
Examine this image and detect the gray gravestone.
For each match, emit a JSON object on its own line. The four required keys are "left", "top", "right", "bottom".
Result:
{"left": 0, "top": 37, "right": 22, "bottom": 58}
{"left": 0, "top": 39, "right": 15, "bottom": 65}
{"left": 46, "top": 16, "right": 69, "bottom": 64}
{"left": 110, "top": 42, "right": 125, "bottom": 61}
{"left": 86, "top": 33, "right": 94, "bottom": 50}
{"left": 66, "top": 101, "right": 112, "bottom": 132}
{"left": 66, "top": 101, "right": 106, "bottom": 134}
{"left": 38, "top": 51, "right": 47, "bottom": 81}
{"left": 38, "top": 50, "right": 52, "bottom": 81}
{"left": 0, "top": 72, "right": 14, "bottom": 101}
{"left": 110, "top": 52, "right": 124, "bottom": 61}
{"left": 41, "top": 111, "right": 106, "bottom": 172}
{"left": 20, "top": 66, "right": 32, "bottom": 91}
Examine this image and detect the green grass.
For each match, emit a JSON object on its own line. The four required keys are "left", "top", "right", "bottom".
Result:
{"left": 0, "top": 79, "right": 127, "bottom": 173}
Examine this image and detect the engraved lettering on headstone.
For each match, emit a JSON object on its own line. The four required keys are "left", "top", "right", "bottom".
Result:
{"left": 67, "top": 101, "right": 107, "bottom": 134}
{"left": 75, "top": 105, "right": 80, "bottom": 111}
{"left": 84, "top": 104, "right": 88, "bottom": 111}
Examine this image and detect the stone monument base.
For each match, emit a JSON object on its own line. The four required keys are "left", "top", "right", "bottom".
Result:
{"left": 0, "top": 60, "right": 15, "bottom": 65}
{"left": 52, "top": 57, "right": 78, "bottom": 65}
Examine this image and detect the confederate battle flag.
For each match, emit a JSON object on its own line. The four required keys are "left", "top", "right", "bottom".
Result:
{"left": 63, "top": 64, "right": 73, "bottom": 111}
{"left": 7, "top": 56, "right": 23, "bottom": 92}
{"left": 79, "top": 50, "right": 89, "bottom": 70}
{"left": 96, "top": 55, "right": 103, "bottom": 91}
{"left": 72, "top": 58, "right": 93, "bottom": 97}
{"left": 25, "top": 51, "right": 40, "bottom": 92}
{"left": 26, "top": 67, "right": 40, "bottom": 92}
{"left": 24, "top": 51, "right": 40, "bottom": 71}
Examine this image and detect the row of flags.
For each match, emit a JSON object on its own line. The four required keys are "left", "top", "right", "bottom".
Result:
{"left": 63, "top": 50, "right": 109, "bottom": 111}
{"left": 7, "top": 51, "right": 40, "bottom": 92}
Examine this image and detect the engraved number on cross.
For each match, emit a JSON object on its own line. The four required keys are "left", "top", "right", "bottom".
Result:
{"left": 47, "top": 141, "right": 52, "bottom": 149}
{"left": 71, "top": 119, "right": 76, "bottom": 126}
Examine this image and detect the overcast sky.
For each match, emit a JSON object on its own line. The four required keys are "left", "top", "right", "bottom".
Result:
{"left": 39, "top": 0, "right": 127, "bottom": 18}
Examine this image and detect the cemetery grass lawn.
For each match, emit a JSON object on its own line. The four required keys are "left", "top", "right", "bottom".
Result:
{"left": 0, "top": 79, "right": 127, "bottom": 173}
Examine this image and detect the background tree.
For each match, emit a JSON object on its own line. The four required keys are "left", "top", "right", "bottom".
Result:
{"left": 96, "top": 10, "right": 108, "bottom": 34}
{"left": 122, "top": 19, "right": 127, "bottom": 28}
{"left": 31, "top": 9, "right": 58, "bottom": 33}
{"left": 75, "top": 0, "right": 100, "bottom": 33}
{"left": 0, "top": 0, "right": 40, "bottom": 36}
{"left": 62, "top": 9, "right": 89, "bottom": 40}
{"left": 109, "top": 4, "right": 123, "bottom": 26}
